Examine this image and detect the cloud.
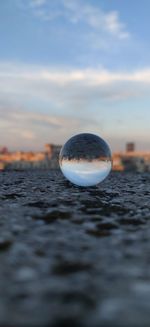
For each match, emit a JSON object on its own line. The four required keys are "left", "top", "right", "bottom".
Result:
{"left": 0, "top": 62, "right": 150, "bottom": 119}
{"left": 25, "top": 0, "right": 129, "bottom": 40}
{"left": 1, "top": 62, "right": 150, "bottom": 100}
{"left": 1, "top": 62, "right": 150, "bottom": 150}
{"left": 62, "top": 0, "right": 129, "bottom": 39}
{"left": 29, "top": 0, "right": 46, "bottom": 7}
{"left": 0, "top": 104, "right": 102, "bottom": 150}
{"left": 2, "top": 61, "right": 150, "bottom": 84}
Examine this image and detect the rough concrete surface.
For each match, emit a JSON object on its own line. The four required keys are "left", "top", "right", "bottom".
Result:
{"left": 0, "top": 171, "right": 150, "bottom": 327}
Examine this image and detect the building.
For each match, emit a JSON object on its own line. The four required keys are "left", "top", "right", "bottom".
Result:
{"left": 121, "top": 156, "right": 145, "bottom": 172}
{"left": 112, "top": 142, "right": 150, "bottom": 172}
{"left": 126, "top": 142, "right": 135, "bottom": 153}
{"left": 0, "top": 142, "right": 150, "bottom": 172}
{"left": 0, "top": 144, "right": 61, "bottom": 171}
{"left": 112, "top": 153, "right": 124, "bottom": 171}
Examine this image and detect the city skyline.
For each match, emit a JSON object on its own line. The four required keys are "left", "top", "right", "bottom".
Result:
{"left": 0, "top": 1, "right": 150, "bottom": 151}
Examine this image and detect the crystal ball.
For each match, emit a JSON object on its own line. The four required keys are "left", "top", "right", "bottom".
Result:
{"left": 59, "top": 133, "right": 112, "bottom": 187}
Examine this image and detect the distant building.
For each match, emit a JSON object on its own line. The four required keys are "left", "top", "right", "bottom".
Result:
{"left": 112, "top": 153, "right": 124, "bottom": 171}
{"left": 0, "top": 162, "right": 5, "bottom": 170}
{"left": 0, "top": 144, "right": 61, "bottom": 171}
{"left": 111, "top": 142, "right": 150, "bottom": 172}
{"left": 45, "top": 144, "right": 54, "bottom": 159}
{"left": 0, "top": 147, "right": 8, "bottom": 155}
{"left": 126, "top": 142, "right": 135, "bottom": 153}
{"left": 0, "top": 142, "right": 150, "bottom": 173}
{"left": 121, "top": 156, "right": 145, "bottom": 172}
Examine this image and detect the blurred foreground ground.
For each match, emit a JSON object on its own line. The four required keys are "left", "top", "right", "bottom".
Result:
{"left": 0, "top": 171, "right": 149, "bottom": 327}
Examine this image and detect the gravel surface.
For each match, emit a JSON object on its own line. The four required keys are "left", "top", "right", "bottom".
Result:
{"left": 0, "top": 170, "right": 150, "bottom": 327}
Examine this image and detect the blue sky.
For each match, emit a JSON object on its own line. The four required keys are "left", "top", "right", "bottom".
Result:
{"left": 0, "top": 0, "right": 150, "bottom": 151}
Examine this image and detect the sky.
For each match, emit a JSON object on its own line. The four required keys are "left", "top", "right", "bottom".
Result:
{"left": 0, "top": 0, "right": 150, "bottom": 151}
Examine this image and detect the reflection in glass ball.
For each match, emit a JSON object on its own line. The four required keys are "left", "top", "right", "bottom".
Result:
{"left": 59, "top": 133, "right": 112, "bottom": 187}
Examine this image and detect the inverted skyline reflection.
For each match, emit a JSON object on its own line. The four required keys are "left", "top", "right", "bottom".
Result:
{"left": 60, "top": 160, "right": 112, "bottom": 186}
{"left": 59, "top": 133, "right": 112, "bottom": 186}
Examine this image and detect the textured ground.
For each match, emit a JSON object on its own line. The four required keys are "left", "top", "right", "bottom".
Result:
{"left": 0, "top": 170, "right": 150, "bottom": 327}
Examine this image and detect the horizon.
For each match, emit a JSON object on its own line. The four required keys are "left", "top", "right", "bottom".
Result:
{"left": 1, "top": 142, "right": 150, "bottom": 154}
{"left": 1, "top": 1, "right": 150, "bottom": 151}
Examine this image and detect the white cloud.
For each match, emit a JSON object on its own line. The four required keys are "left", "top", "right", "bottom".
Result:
{"left": 63, "top": 0, "right": 129, "bottom": 39}
{"left": 0, "top": 63, "right": 150, "bottom": 93}
{"left": 104, "top": 11, "right": 129, "bottom": 39}
{"left": 29, "top": 0, "right": 46, "bottom": 8}
{"left": 26, "top": 0, "right": 129, "bottom": 40}
{"left": 1, "top": 62, "right": 150, "bottom": 150}
{"left": 1, "top": 62, "right": 150, "bottom": 87}
{"left": 0, "top": 62, "right": 150, "bottom": 117}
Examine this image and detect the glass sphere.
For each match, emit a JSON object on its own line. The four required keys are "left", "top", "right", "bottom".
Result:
{"left": 59, "top": 133, "right": 112, "bottom": 187}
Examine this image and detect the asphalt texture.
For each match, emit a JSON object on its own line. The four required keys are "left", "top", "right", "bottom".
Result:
{"left": 0, "top": 170, "right": 150, "bottom": 327}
